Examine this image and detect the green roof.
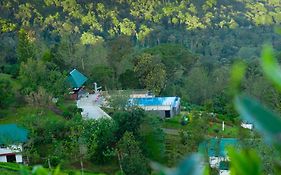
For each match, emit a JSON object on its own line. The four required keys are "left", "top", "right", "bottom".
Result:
{"left": 68, "top": 69, "right": 88, "bottom": 88}
{"left": 0, "top": 124, "right": 28, "bottom": 145}
{"left": 199, "top": 138, "right": 238, "bottom": 157}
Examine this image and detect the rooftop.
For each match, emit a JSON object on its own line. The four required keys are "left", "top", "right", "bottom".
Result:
{"left": 129, "top": 97, "right": 180, "bottom": 107}
{"left": 68, "top": 69, "right": 88, "bottom": 89}
{"left": 199, "top": 138, "right": 238, "bottom": 157}
{"left": 0, "top": 124, "right": 28, "bottom": 145}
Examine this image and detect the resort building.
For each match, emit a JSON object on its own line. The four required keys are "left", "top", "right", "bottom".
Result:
{"left": 0, "top": 124, "right": 28, "bottom": 163}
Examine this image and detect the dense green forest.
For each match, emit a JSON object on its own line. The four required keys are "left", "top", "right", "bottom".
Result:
{"left": 1, "top": 0, "right": 281, "bottom": 111}
{"left": 1, "top": 0, "right": 281, "bottom": 175}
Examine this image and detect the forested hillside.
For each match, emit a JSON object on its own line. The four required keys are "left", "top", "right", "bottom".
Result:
{"left": 2, "top": 0, "right": 281, "bottom": 61}
{"left": 1, "top": 0, "right": 281, "bottom": 113}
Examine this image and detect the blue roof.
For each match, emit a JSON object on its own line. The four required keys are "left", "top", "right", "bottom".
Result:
{"left": 0, "top": 124, "right": 28, "bottom": 145}
{"left": 199, "top": 138, "right": 238, "bottom": 157}
{"left": 129, "top": 97, "right": 180, "bottom": 107}
{"left": 68, "top": 69, "right": 88, "bottom": 88}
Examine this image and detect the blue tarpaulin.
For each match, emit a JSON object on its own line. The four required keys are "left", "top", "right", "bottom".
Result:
{"left": 129, "top": 97, "right": 180, "bottom": 107}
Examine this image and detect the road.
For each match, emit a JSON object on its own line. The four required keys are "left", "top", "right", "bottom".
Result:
{"left": 76, "top": 93, "right": 111, "bottom": 119}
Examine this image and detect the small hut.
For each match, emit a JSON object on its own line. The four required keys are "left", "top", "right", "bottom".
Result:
{"left": 0, "top": 124, "right": 28, "bottom": 163}
{"left": 68, "top": 69, "right": 88, "bottom": 100}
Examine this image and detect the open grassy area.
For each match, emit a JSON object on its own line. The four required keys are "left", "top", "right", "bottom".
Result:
{"left": 207, "top": 122, "right": 240, "bottom": 138}
{"left": 0, "top": 162, "right": 107, "bottom": 175}
{"left": 64, "top": 160, "right": 118, "bottom": 175}
{"left": 162, "top": 112, "right": 189, "bottom": 129}
{"left": 0, "top": 169, "right": 20, "bottom": 175}
{"left": 0, "top": 106, "right": 64, "bottom": 124}
{"left": 162, "top": 111, "right": 246, "bottom": 138}
{"left": 57, "top": 99, "right": 77, "bottom": 111}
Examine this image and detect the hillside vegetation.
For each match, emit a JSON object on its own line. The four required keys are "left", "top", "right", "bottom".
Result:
{"left": 1, "top": 1, "right": 281, "bottom": 175}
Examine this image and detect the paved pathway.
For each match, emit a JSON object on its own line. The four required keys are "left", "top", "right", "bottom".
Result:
{"left": 77, "top": 93, "right": 111, "bottom": 119}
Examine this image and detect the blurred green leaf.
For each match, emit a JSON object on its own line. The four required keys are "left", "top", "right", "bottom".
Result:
{"left": 228, "top": 147, "right": 262, "bottom": 175}
{"left": 20, "top": 165, "right": 29, "bottom": 175}
{"left": 151, "top": 154, "right": 204, "bottom": 175}
{"left": 275, "top": 161, "right": 281, "bottom": 174}
{"left": 203, "top": 166, "right": 209, "bottom": 175}
{"left": 32, "top": 166, "right": 48, "bottom": 175}
{"left": 53, "top": 166, "right": 61, "bottom": 175}
{"left": 230, "top": 61, "right": 247, "bottom": 94}
{"left": 235, "top": 94, "right": 281, "bottom": 144}
{"left": 274, "top": 26, "right": 281, "bottom": 35}
{"left": 261, "top": 44, "right": 281, "bottom": 91}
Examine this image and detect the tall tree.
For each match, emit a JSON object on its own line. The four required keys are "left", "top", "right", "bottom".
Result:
{"left": 16, "top": 29, "right": 35, "bottom": 63}
{"left": 134, "top": 53, "right": 166, "bottom": 95}
{"left": 117, "top": 132, "right": 149, "bottom": 175}
{"left": 83, "top": 118, "right": 117, "bottom": 163}
{"left": 107, "top": 36, "right": 133, "bottom": 87}
{"left": 184, "top": 66, "right": 210, "bottom": 104}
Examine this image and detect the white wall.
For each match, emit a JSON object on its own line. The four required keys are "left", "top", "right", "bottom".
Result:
{"left": 209, "top": 156, "right": 220, "bottom": 168}
{"left": 143, "top": 105, "right": 171, "bottom": 111}
{"left": 16, "top": 154, "right": 23, "bottom": 163}
{"left": 241, "top": 122, "right": 253, "bottom": 130}
{"left": 0, "top": 155, "right": 7, "bottom": 162}
{"left": 219, "top": 170, "right": 230, "bottom": 175}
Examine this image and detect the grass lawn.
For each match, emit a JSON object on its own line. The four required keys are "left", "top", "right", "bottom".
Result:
{"left": 57, "top": 99, "right": 77, "bottom": 111}
{"left": 0, "top": 106, "right": 64, "bottom": 124}
{"left": 162, "top": 113, "right": 189, "bottom": 129}
{"left": 162, "top": 111, "right": 244, "bottom": 138}
{"left": 0, "top": 168, "right": 20, "bottom": 175}
{"left": 0, "top": 162, "right": 108, "bottom": 175}
{"left": 207, "top": 122, "right": 240, "bottom": 138}
{"left": 65, "top": 160, "right": 118, "bottom": 175}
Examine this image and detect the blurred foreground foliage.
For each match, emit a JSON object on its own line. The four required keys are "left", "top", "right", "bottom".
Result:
{"left": 152, "top": 45, "right": 281, "bottom": 175}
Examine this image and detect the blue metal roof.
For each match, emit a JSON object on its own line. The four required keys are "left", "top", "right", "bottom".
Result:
{"left": 0, "top": 124, "right": 28, "bottom": 145}
{"left": 68, "top": 69, "right": 88, "bottom": 88}
{"left": 199, "top": 138, "right": 238, "bottom": 157}
{"left": 129, "top": 97, "right": 180, "bottom": 107}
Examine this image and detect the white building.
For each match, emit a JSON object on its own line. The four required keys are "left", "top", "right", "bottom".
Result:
{"left": 129, "top": 90, "right": 155, "bottom": 98}
{"left": 0, "top": 124, "right": 28, "bottom": 163}
{"left": 241, "top": 122, "right": 253, "bottom": 130}
{"left": 199, "top": 138, "right": 238, "bottom": 174}
{"left": 0, "top": 145, "right": 24, "bottom": 163}
{"left": 129, "top": 97, "right": 181, "bottom": 118}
